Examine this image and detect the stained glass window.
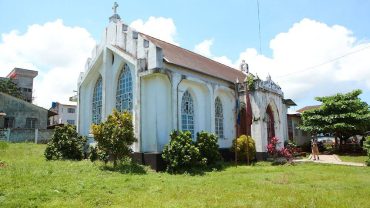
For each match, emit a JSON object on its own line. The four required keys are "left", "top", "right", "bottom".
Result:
{"left": 181, "top": 90, "right": 194, "bottom": 138}
{"left": 92, "top": 76, "right": 102, "bottom": 124}
{"left": 215, "top": 97, "right": 224, "bottom": 139}
{"left": 116, "top": 64, "right": 133, "bottom": 112}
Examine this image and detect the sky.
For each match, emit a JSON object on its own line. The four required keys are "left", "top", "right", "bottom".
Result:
{"left": 0, "top": 0, "right": 369, "bottom": 111}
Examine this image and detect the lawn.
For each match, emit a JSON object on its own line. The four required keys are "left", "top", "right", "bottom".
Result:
{"left": 1, "top": 143, "right": 370, "bottom": 208}
{"left": 338, "top": 155, "right": 368, "bottom": 164}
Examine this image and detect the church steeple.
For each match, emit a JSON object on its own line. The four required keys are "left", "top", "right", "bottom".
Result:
{"left": 109, "top": 2, "right": 121, "bottom": 23}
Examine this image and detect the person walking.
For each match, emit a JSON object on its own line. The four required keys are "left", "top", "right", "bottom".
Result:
{"left": 311, "top": 139, "right": 320, "bottom": 160}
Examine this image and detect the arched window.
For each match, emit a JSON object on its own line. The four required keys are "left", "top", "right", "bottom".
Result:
{"left": 181, "top": 90, "right": 194, "bottom": 138}
{"left": 215, "top": 97, "right": 224, "bottom": 139}
{"left": 116, "top": 64, "right": 133, "bottom": 112}
{"left": 92, "top": 76, "right": 102, "bottom": 124}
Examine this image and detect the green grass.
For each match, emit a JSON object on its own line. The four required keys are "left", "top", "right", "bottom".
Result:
{"left": 338, "top": 155, "right": 368, "bottom": 164}
{"left": 1, "top": 143, "right": 370, "bottom": 208}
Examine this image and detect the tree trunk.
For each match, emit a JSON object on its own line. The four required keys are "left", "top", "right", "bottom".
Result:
{"left": 113, "top": 156, "right": 117, "bottom": 168}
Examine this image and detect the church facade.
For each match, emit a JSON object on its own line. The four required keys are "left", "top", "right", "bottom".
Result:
{"left": 77, "top": 7, "right": 295, "bottom": 166}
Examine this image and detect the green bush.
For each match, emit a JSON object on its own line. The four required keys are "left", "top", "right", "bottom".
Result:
{"left": 364, "top": 136, "right": 370, "bottom": 166}
{"left": 89, "top": 145, "right": 109, "bottom": 164}
{"left": 91, "top": 110, "right": 137, "bottom": 167}
{"left": 89, "top": 146, "right": 99, "bottom": 162}
{"left": 162, "top": 131, "right": 203, "bottom": 173}
{"left": 196, "top": 131, "right": 221, "bottom": 165}
{"left": 231, "top": 135, "right": 256, "bottom": 162}
{"left": 44, "top": 125, "right": 86, "bottom": 160}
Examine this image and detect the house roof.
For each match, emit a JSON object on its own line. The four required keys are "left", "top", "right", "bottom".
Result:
{"left": 140, "top": 33, "right": 246, "bottom": 83}
{"left": 296, "top": 105, "right": 321, "bottom": 113}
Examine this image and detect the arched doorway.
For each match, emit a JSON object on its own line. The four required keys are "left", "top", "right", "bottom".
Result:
{"left": 266, "top": 105, "right": 275, "bottom": 143}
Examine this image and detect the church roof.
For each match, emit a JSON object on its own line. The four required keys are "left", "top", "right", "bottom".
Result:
{"left": 141, "top": 33, "right": 246, "bottom": 83}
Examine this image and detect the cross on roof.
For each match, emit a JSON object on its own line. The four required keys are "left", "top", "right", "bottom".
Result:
{"left": 112, "top": 2, "right": 118, "bottom": 14}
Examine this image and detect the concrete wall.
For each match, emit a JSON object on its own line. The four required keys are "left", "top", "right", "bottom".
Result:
{"left": 290, "top": 116, "right": 311, "bottom": 145}
{"left": 0, "top": 128, "right": 54, "bottom": 143}
{"left": 0, "top": 93, "right": 49, "bottom": 129}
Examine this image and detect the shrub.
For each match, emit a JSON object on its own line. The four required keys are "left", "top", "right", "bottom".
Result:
{"left": 89, "top": 146, "right": 99, "bottom": 162}
{"left": 196, "top": 131, "right": 221, "bottom": 165}
{"left": 364, "top": 136, "right": 370, "bottom": 166}
{"left": 162, "top": 131, "right": 203, "bottom": 173}
{"left": 266, "top": 137, "right": 293, "bottom": 162}
{"left": 44, "top": 124, "right": 86, "bottom": 160}
{"left": 231, "top": 135, "right": 256, "bottom": 162}
{"left": 91, "top": 110, "right": 137, "bottom": 167}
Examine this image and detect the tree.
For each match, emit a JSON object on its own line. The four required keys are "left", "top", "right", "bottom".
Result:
{"left": 91, "top": 110, "right": 136, "bottom": 167}
{"left": 0, "top": 78, "right": 22, "bottom": 99}
{"left": 300, "top": 89, "right": 370, "bottom": 145}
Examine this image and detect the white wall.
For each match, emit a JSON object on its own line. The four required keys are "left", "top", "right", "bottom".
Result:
{"left": 249, "top": 91, "right": 288, "bottom": 152}
{"left": 141, "top": 74, "right": 172, "bottom": 152}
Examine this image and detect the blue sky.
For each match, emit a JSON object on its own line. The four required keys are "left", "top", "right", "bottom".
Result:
{"left": 0, "top": 0, "right": 369, "bottom": 109}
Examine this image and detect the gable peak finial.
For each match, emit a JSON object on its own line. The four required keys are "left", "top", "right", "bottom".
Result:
{"left": 109, "top": 2, "right": 121, "bottom": 23}
{"left": 112, "top": 2, "right": 119, "bottom": 14}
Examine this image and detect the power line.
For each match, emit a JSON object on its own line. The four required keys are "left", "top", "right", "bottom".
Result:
{"left": 257, "top": 0, "right": 262, "bottom": 54}
{"left": 277, "top": 44, "right": 370, "bottom": 79}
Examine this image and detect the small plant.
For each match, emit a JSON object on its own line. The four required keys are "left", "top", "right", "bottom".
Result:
{"left": 91, "top": 110, "right": 137, "bottom": 167}
{"left": 44, "top": 125, "right": 86, "bottom": 160}
{"left": 231, "top": 135, "right": 256, "bottom": 163}
{"left": 246, "top": 74, "right": 255, "bottom": 91}
{"left": 162, "top": 131, "right": 203, "bottom": 173}
{"left": 266, "top": 137, "right": 293, "bottom": 163}
{"left": 196, "top": 131, "right": 221, "bottom": 165}
{"left": 266, "top": 137, "right": 280, "bottom": 159}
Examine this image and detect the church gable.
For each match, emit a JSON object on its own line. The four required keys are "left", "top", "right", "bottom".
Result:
{"left": 83, "top": 16, "right": 245, "bottom": 85}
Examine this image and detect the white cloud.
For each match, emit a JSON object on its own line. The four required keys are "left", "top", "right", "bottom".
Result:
{"left": 193, "top": 39, "right": 235, "bottom": 67}
{"left": 200, "top": 18, "right": 370, "bottom": 104}
{"left": 130, "top": 16, "right": 178, "bottom": 45}
{"left": 0, "top": 19, "right": 96, "bottom": 108}
{"left": 194, "top": 39, "right": 214, "bottom": 57}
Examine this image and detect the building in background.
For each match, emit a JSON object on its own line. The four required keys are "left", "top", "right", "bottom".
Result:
{"left": 287, "top": 105, "right": 320, "bottom": 145}
{"left": 49, "top": 102, "right": 77, "bottom": 126}
{"left": 5, "top": 68, "right": 38, "bottom": 103}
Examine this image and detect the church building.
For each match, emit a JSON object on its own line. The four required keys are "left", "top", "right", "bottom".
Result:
{"left": 77, "top": 3, "right": 295, "bottom": 168}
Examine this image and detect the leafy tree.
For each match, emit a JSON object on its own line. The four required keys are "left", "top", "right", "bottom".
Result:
{"left": 0, "top": 78, "right": 22, "bottom": 99}
{"left": 300, "top": 89, "right": 370, "bottom": 145}
{"left": 44, "top": 124, "right": 86, "bottom": 160}
{"left": 91, "top": 110, "right": 136, "bottom": 167}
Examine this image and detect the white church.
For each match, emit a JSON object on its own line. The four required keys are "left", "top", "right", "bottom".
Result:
{"left": 77, "top": 3, "right": 296, "bottom": 168}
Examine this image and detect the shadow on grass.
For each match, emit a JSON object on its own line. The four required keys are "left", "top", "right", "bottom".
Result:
{"left": 168, "top": 161, "right": 244, "bottom": 176}
{"left": 100, "top": 161, "right": 148, "bottom": 175}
